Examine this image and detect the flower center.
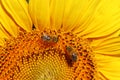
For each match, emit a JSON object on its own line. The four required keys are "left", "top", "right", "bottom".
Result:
{"left": 0, "top": 29, "right": 96, "bottom": 80}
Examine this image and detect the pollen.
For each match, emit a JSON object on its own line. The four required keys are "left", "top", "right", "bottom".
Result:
{"left": 0, "top": 28, "right": 96, "bottom": 80}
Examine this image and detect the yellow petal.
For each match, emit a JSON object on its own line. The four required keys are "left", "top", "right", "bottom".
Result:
{"left": 0, "top": 23, "right": 11, "bottom": 38}
{"left": 0, "top": 6, "right": 18, "bottom": 37}
{"left": 75, "top": 0, "right": 120, "bottom": 38}
{"left": 0, "top": 25, "right": 9, "bottom": 46}
{"left": 0, "top": 0, "right": 32, "bottom": 33}
{"left": 90, "top": 29, "right": 120, "bottom": 47}
{"left": 93, "top": 37, "right": 120, "bottom": 56}
{"left": 94, "top": 53, "right": 120, "bottom": 80}
{"left": 93, "top": 37, "right": 120, "bottom": 79}
{"left": 29, "top": 0, "right": 50, "bottom": 31}
{"left": 62, "top": 0, "right": 99, "bottom": 32}
{"left": 50, "top": 0, "right": 65, "bottom": 30}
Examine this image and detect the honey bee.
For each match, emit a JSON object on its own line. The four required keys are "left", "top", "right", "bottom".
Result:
{"left": 41, "top": 33, "right": 59, "bottom": 43}
{"left": 66, "top": 46, "right": 78, "bottom": 62}
{"left": 41, "top": 33, "right": 51, "bottom": 42}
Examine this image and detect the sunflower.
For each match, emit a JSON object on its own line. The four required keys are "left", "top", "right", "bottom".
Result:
{"left": 0, "top": 0, "right": 120, "bottom": 80}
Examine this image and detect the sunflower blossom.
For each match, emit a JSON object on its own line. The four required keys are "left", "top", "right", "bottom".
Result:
{"left": 0, "top": 0, "right": 120, "bottom": 80}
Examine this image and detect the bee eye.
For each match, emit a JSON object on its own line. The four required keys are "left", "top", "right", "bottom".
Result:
{"left": 41, "top": 34, "right": 51, "bottom": 41}
{"left": 71, "top": 52, "right": 77, "bottom": 62}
